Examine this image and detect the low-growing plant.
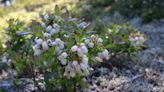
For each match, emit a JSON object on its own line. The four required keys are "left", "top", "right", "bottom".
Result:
{"left": 104, "top": 24, "right": 146, "bottom": 54}
{"left": 31, "top": 6, "right": 111, "bottom": 91}
{"left": 0, "top": 5, "right": 146, "bottom": 92}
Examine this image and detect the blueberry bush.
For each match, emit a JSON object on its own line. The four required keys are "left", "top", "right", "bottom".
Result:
{"left": 0, "top": 5, "right": 146, "bottom": 91}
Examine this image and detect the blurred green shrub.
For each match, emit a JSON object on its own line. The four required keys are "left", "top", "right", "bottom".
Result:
{"left": 112, "top": 0, "right": 164, "bottom": 22}
{"left": 74, "top": 0, "right": 113, "bottom": 20}
{"left": 76, "top": 0, "right": 164, "bottom": 22}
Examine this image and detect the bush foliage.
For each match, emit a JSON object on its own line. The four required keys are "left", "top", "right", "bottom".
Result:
{"left": 0, "top": 6, "right": 146, "bottom": 91}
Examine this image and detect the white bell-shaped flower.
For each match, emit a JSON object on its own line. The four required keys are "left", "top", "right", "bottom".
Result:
{"left": 50, "top": 28, "right": 58, "bottom": 34}
{"left": 80, "top": 43, "right": 85, "bottom": 46}
{"left": 95, "top": 56, "right": 103, "bottom": 62}
{"left": 72, "top": 60, "right": 78, "bottom": 67}
{"left": 81, "top": 45, "right": 88, "bottom": 53}
{"left": 35, "top": 38, "right": 43, "bottom": 44}
{"left": 46, "top": 25, "right": 52, "bottom": 32}
{"left": 75, "top": 65, "right": 82, "bottom": 73}
{"left": 55, "top": 38, "right": 61, "bottom": 43}
{"left": 53, "top": 23, "right": 59, "bottom": 28}
{"left": 33, "top": 44, "right": 40, "bottom": 50}
{"left": 102, "top": 49, "right": 109, "bottom": 57}
{"left": 64, "top": 34, "right": 69, "bottom": 38}
{"left": 44, "top": 33, "right": 51, "bottom": 38}
{"left": 59, "top": 44, "right": 65, "bottom": 49}
{"left": 46, "top": 39, "right": 52, "bottom": 45}
{"left": 42, "top": 41, "right": 49, "bottom": 51}
{"left": 55, "top": 47, "right": 62, "bottom": 54}
{"left": 71, "top": 45, "right": 78, "bottom": 52}
{"left": 44, "top": 14, "right": 49, "bottom": 21}
{"left": 80, "top": 63, "right": 88, "bottom": 70}
{"left": 77, "top": 48, "right": 83, "bottom": 57}
{"left": 64, "top": 65, "right": 76, "bottom": 78}
{"left": 61, "top": 52, "right": 68, "bottom": 59}
{"left": 41, "top": 22, "right": 46, "bottom": 28}
{"left": 51, "top": 41, "right": 57, "bottom": 46}
{"left": 1, "top": 56, "right": 7, "bottom": 63}
{"left": 97, "top": 38, "right": 103, "bottom": 43}
{"left": 85, "top": 39, "right": 90, "bottom": 44}
{"left": 34, "top": 49, "right": 42, "bottom": 56}
{"left": 83, "top": 69, "right": 90, "bottom": 76}
{"left": 88, "top": 42, "right": 94, "bottom": 48}
{"left": 82, "top": 55, "right": 88, "bottom": 64}
{"left": 60, "top": 59, "right": 67, "bottom": 65}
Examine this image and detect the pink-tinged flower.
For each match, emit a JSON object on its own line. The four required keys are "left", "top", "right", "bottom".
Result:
{"left": 61, "top": 52, "right": 68, "bottom": 59}
{"left": 51, "top": 41, "right": 57, "bottom": 46}
{"left": 35, "top": 38, "right": 43, "bottom": 44}
{"left": 71, "top": 45, "right": 78, "bottom": 52}
{"left": 81, "top": 45, "right": 88, "bottom": 53}
{"left": 64, "top": 65, "right": 76, "bottom": 79}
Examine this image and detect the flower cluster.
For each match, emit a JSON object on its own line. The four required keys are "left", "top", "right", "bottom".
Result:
{"left": 58, "top": 52, "right": 68, "bottom": 65}
{"left": 85, "top": 35, "right": 110, "bottom": 62}
{"left": 33, "top": 15, "right": 65, "bottom": 56}
{"left": 63, "top": 43, "right": 92, "bottom": 78}
{"left": 129, "top": 32, "right": 146, "bottom": 47}
{"left": 85, "top": 35, "right": 103, "bottom": 48}
{"left": 33, "top": 37, "right": 65, "bottom": 56}
{"left": 54, "top": 38, "right": 65, "bottom": 54}
{"left": 33, "top": 38, "right": 48, "bottom": 56}
{"left": 32, "top": 12, "right": 110, "bottom": 80}
{"left": 95, "top": 49, "right": 110, "bottom": 62}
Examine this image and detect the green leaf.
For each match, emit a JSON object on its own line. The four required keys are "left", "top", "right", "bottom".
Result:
{"left": 55, "top": 5, "right": 60, "bottom": 16}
